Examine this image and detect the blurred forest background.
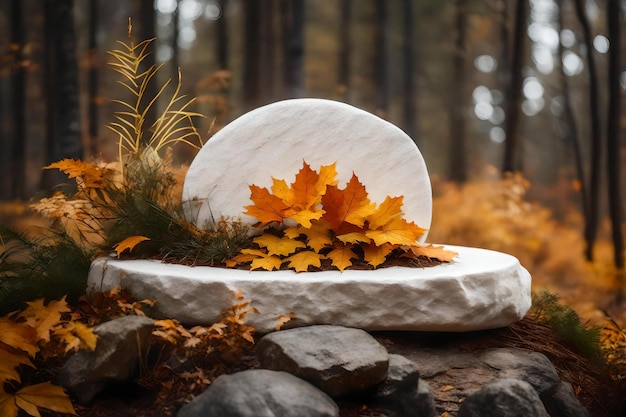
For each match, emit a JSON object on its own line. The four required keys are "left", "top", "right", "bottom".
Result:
{"left": 0, "top": 1, "right": 625, "bottom": 323}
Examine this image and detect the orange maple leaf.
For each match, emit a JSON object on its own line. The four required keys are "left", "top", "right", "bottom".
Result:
{"left": 244, "top": 185, "right": 289, "bottom": 227}
{"left": 365, "top": 217, "right": 426, "bottom": 246}
{"left": 114, "top": 235, "right": 151, "bottom": 258}
{"left": 322, "top": 174, "right": 377, "bottom": 230}
{"left": 407, "top": 244, "right": 457, "bottom": 262}
{"left": 45, "top": 159, "right": 113, "bottom": 189}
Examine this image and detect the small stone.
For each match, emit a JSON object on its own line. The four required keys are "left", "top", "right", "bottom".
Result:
{"left": 176, "top": 369, "right": 339, "bottom": 417}
{"left": 542, "top": 381, "right": 591, "bottom": 417}
{"left": 257, "top": 325, "right": 389, "bottom": 397}
{"left": 57, "top": 315, "right": 154, "bottom": 404}
{"left": 458, "top": 378, "right": 551, "bottom": 417}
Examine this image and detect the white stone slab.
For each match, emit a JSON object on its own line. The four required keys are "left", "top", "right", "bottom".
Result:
{"left": 182, "top": 98, "right": 432, "bottom": 241}
{"left": 87, "top": 245, "right": 531, "bottom": 334}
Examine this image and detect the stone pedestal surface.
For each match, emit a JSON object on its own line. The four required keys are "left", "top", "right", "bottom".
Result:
{"left": 87, "top": 245, "right": 531, "bottom": 333}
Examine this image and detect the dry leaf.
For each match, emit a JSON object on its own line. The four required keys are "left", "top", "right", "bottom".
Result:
{"left": 114, "top": 235, "right": 151, "bottom": 258}
{"left": 285, "top": 250, "right": 322, "bottom": 272}
{"left": 326, "top": 243, "right": 357, "bottom": 272}
{"left": 275, "top": 313, "right": 295, "bottom": 331}
{"left": 14, "top": 382, "right": 77, "bottom": 416}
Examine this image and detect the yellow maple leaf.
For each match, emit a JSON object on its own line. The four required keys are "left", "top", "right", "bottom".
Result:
{"left": 366, "top": 195, "right": 404, "bottom": 230}
{"left": 407, "top": 244, "right": 457, "bottom": 262}
{"left": 0, "top": 391, "right": 18, "bottom": 417}
{"left": 336, "top": 231, "right": 371, "bottom": 244}
{"left": 72, "top": 322, "right": 98, "bottom": 351}
{"left": 0, "top": 318, "right": 39, "bottom": 357}
{"left": 21, "top": 298, "right": 71, "bottom": 343}
{"left": 362, "top": 243, "right": 395, "bottom": 268}
{"left": 253, "top": 234, "right": 306, "bottom": 256}
{"left": 114, "top": 235, "right": 151, "bottom": 258}
{"left": 315, "top": 163, "right": 338, "bottom": 195}
{"left": 285, "top": 250, "right": 322, "bottom": 272}
{"left": 285, "top": 220, "right": 333, "bottom": 252}
{"left": 14, "top": 382, "right": 77, "bottom": 416}
{"left": 365, "top": 217, "right": 426, "bottom": 246}
{"left": 250, "top": 255, "right": 283, "bottom": 271}
{"left": 244, "top": 184, "right": 290, "bottom": 227}
{"left": 326, "top": 243, "right": 358, "bottom": 272}
{"left": 0, "top": 346, "right": 33, "bottom": 383}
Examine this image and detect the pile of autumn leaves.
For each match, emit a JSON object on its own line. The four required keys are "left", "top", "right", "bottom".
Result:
{"left": 227, "top": 161, "right": 455, "bottom": 272}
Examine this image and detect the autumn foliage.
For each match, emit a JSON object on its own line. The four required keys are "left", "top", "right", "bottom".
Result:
{"left": 227, "top": 161, "right": 456, "bottom": 272}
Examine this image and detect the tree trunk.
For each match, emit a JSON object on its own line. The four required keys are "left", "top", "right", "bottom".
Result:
{"left": 606, "top": 0, "right": 624, "bottom": 271}
{"left": 216, "top": 0, "right": 229, "bottom": 70}
{"left": 502, "top": 0, "right": 527, "bottom": 174}
{"left": 373, "top": 0, "right": 388, "bottom": 118}
{"left": 87, "top": 0, "right": 99, "bottom": 158}
{"left": 171, "top": 0, "right": 180, "bottom": 78}
{"left": 41, "top": 0, "right": 83, "bottom": 192}
{"left": 9, "top": 0, "right": 26, "bottom": 198}
{"left": 243, "top": 0, "right": 261, "bottom": 110}
{"left": 556, "top": 0, "right": 587, "bottom": 220}
{"left": 402, "top": 0, "right": 417, "bottom": 142}
{"left": 449, "top": 0, "right": 468, "bottom": 183}
{"left": 259, "top": 0, "right": 276, "bottom": 103}
{"left": 574, "top": 0, "right": 602, "bottom": 261}
{"left": 338, "top": 0, "right": 351, "bottom": 102}
{"left": 280, "top": 0, "right": 305, "bottom": 99}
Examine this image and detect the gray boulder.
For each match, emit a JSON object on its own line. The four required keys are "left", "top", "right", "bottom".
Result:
{"left": 257, "top": 325, "right": 389, "bottom": 397}
{"left": 478, "top": 348, "right": 561, "bottom": 399}
{"left": 458, "top": 378, "right": 550, "bottom": 417}
{"left": 176, "top": 369, "right": 339, "bottom": 417}
{"left": 57, "top": 315, "right": 154, "bottom": 404}
{"left": 374, "top": 354, "right": 436, "bottom": 417}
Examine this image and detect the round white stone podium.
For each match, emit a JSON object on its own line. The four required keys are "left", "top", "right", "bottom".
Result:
{"left": 87, "top": 99, "right": 532, "bottom": 333}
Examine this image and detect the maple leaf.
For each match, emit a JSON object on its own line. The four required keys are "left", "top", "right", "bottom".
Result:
{"left": 366, "top": 195, "right": 404, "bottom": 230}
{"left": 315, "top": 163, "right": 338, "bottom": 195}
{"left": 114, "top": 235, "right": 151, "bottom": 258}
{"left": 365, "top": 217, "right": 426, "bottom": 246}
{"left": 244, "top": 185, "right": 289, "bottom": 227}
{"left": 234, "top": 249, "right": 283, "bottom": 271}
{"left": 326, "top": 243, "right": 358, "bottom": 272}
{"left": 275, "top": 313, "right": 295, "bottom": 331}
{"left": 285, "top": 220, "right": 333, "bottom": 252}
{"left": 71, "top": 322, "right": 98, "bottom": 351}
{"left": 362, "top": 243, "right": 395, "bottom": 268}
{"left": 322, "top": 175, "right": 377, "bottom": 230}
{"left": 0, "top": 318, "right": 39, "bottom": 357}
{"left": 45, "top": 158, "right": 112, "bottom": 189}
{"left": 336, "top": 231, "right": 371, "bottom": 244}
{"left": 407, "top": 244, "right": 457, "bottom": 262}
{"left": 14, "top": 382, "right": 77, "bottom": 416}
{"left": 21, "top": 298, "right": 71, "bottom": 343}
{"left": 253, "top": 234, "right": 305, "bottom": 256}
{"left": 0, "top": 391, "right": 18, "bottom": 417}
{"left": 0, "top": 346, "right": 33, "bottom": 383}
{"left": 285, "top": 250, "right": 322, "bottom": 272}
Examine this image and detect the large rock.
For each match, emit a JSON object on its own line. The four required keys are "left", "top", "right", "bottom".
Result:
{"left": 57, "top": 315, "right": 154, "bottom": 404}
{"left": 181, "top": 98, "right": 432, "bottom": 240}
{"left": 257, "top": 325, "right": 389, "bottom": 397}
{"left": 176, "top": 369, "right": 339, "bottom": 417}
{"left": 458, "top": 378, "right": 551, "bottom": 417}
{"left": 87, "top": 243, "right": 531, "bottom": 332}
{"left": 542, "top": 381, "right": 592, "bottom": 417}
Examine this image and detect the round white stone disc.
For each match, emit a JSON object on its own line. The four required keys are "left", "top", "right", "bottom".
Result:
{"left": 182, "top": 98, "right": 432, "bottom": 240}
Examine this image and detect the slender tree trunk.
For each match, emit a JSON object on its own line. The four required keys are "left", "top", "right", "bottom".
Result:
{"left": 449, "top": 0, "right": 468, "bottom": 182}
{"left": 259, "top": 0, "right": 276, "bottom": 103}
{"left": 171, "top": 0, "right": 180, "bottom": 78}
{"left": 87, "top": 0, "right": 99, "bottom": 158}
{"left": 216, "top": 0, "right": 229, "bottom": 70}
{"left": 243, "top": 0, "right": 261, "bottom": 110}
{"left": 402, "top": 0, "right": 417, "bottom": 142}
{"left": 280, "top": 0, "right": 305, "bottom": 99}
{"left": 41, "top": 0, "right": 83, "bottom": 191}
{"left": 338, "top": 0, "right": 351, "bottom": 102}
{"left": 10, "top": 0, "right": 26, "bottom": 198}
{"left": 606, "top": 0, "right": 623, "bottom": 271}
{"left": 556, "top": 0, "right": 586, "bottom": 220}
{"left": 502, "top": 0, "right": 527, "bottom": 174}
{"left": 374, "top": 0, "right": 388, "bottom": 118}
{"left": 574, "top": 0, "right": 602, "bottom": 261}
